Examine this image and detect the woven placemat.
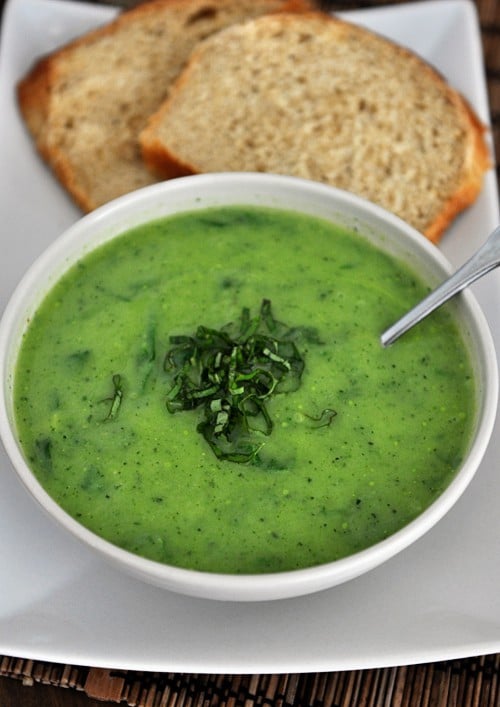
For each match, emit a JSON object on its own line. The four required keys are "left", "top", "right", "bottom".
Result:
{"left": 1, "top": 653, "right": 500, "bottom": 705}
{"left": 1, "top": 1, "right": 499, "bottom": 705}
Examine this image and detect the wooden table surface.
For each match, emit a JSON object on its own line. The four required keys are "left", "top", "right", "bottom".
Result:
{"left": 1, "top": 0, "right": 499, "bottom": 705}
{"left": 0, "top": 676, "right": 104, "bottom": 706}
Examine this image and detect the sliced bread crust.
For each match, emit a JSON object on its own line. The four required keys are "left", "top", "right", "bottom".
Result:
{"left": 140, "top": 11, "right": 491, "bottom": 242}
{"left": 17, "top": 0, "right": 315, "bottom": 211}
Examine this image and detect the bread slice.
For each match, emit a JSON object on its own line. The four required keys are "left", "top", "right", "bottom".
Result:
{"left": 140, "top": 11, "right": 491, "bottom": 242}
{"left": 17, "top": 0, "right": 315, "bottom": 211}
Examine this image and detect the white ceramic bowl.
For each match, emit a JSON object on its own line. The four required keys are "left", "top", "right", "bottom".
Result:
{"left": 0, "top": 173, "right": 497, "bottom": 601}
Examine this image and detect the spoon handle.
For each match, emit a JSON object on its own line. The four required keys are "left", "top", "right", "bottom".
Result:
{"left": 381, "top": 224, "right": 500, "bottom": 347}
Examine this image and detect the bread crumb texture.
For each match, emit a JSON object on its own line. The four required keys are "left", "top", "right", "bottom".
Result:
{"left": 17, "top": 0, "right": 314, "bottom": 211}
{"left": 141, "top": 12, "right": 491, "bottom": 241}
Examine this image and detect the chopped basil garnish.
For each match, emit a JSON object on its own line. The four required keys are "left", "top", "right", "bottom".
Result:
{"left": 165, "top": 300, "right": 310, "bottom": 463}
{"left": 34, "top": 436, "right": 53, "bottom": 472}
{"left": 305, "top": 408, "right": 338, "bottom": 428}
{"left": 102, "top": 373, "right": 123, "bottom": 421}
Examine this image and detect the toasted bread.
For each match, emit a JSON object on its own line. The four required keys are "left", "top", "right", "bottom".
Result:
{"left": 17, "top": 0, "right": 315, "bottom": 211}
{"left": 140, "top": 11, "right": 491, "bottom": 242}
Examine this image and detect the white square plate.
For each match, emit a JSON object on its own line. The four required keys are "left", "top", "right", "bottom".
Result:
{"left": 0, "top": 0, "right": 499, "bottom": 673}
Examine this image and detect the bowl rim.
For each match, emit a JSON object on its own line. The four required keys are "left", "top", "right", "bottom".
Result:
{"left": 0, "top": 172, "right": 497, "bottom": 602}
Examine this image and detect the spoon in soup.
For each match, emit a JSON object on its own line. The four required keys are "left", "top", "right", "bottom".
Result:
{"left": 381, "top": 223, "right": 500, "bottom": 347}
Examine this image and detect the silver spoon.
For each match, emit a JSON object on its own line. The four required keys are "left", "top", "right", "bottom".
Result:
{"left": 381, "top": 224, "right": 500, "bottom": 347}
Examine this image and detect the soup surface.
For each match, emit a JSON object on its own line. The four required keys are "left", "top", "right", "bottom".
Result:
{"left": 14, "top": 206, "right": 475, "bottom": 573}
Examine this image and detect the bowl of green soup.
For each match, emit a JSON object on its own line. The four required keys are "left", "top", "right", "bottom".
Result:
{"left": 0, "top": 173, "right": 497, "bottom": 601}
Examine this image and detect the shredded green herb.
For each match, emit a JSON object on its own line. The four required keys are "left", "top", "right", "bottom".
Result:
{"left": 102, "top": 373, "right": 123, "bottom": 421}
{"left": 34, "top": 436, "right": 53, "bottom": 472}
{"left": 305, "top": 408, "right": 338, "bottom": 428}
{"left": 137, "top": 322, "right": 157, "bottom": 391}
{"left": 165, "top": 300, "right": 312, "bottom": 463}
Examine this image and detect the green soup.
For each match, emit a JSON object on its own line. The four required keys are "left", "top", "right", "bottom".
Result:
{"left": 13, "top": 206, "right": 475, "bottom": 574}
